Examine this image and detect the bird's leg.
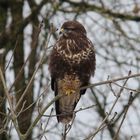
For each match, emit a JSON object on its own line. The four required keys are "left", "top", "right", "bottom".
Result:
{"left": 61, "top": 75, "right": 80, "bottom": 96}
{"left": 65, "top": 89, "right": 75, "bottom": 96}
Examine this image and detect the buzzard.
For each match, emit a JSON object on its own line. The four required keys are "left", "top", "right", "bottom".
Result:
{"left": 49, "top": 21, "right": 96, "bottom": 124}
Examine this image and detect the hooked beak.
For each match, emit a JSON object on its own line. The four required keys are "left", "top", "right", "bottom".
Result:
{"left": 59, "top": 28, "right": 65, "bottom": 35}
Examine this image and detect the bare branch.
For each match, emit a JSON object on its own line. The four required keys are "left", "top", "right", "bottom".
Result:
{"left": 85, "top": 71, "right": 131, "bottom": 139}
{"left": 23, "top": 94, "right": 63, "bottom": 140}
{"left": 81, "top": 72, "right": 140, "bottom": 91}
{"left": 0, "top": 66, "right": 22, "bottom": 139}
{"left": 113, "top": 92, "right": 134, "bottom": 140}
{"left": 64, "top": 1, "right": 140, "bottom": 22}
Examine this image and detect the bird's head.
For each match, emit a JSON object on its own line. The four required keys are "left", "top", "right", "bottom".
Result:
{"left": 59, "top": 21, "right": 87, "bottom": 37}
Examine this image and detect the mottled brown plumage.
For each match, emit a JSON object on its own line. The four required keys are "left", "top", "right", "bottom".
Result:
{"left": 49, "top": 21, "right": 96, "bottom": 123}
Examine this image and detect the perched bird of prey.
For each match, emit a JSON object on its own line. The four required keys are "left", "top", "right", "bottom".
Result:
{"left": 49, "top": 21, "right": 96, "bottom": 124}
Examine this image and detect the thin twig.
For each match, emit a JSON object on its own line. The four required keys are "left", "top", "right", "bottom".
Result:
{"left": 113, "top": 92, "right": 134, "bottom": 140}
{"left": 85, "top": 71, "right": 131, "bottom": 139}
{"left": 84, "top": 112, "right": 117, "bottom": 140}
{"left": 109, "top": 82, "right": 117, "bottom": 96}
{"left": 15, "top": 21, "right": 49, "bottom": 111}
{"left": 0, "top": 66, "right": 22, "bottom": 139}
{"left": 9, "top": 22, "right": 43, "bottom": 93}
{"left": 39, "top": 108, "right": 53, "bottom": 140}
{"left": 5, "top": 40, "right": 18, "bottom": 71}
{"left": 16, "top": 100, "right": 26, "bottom": 117}
{"left": 42, "top": 104, "right": 96, "bottom": 118}
{"left": 22, "top": 85, "right": 50, "bottom": 113}
{"left": 80, "top": 72, "right": 140, "bottom": 90}
{"left": 0, "top": 67, "right": 15, "bottom": 117}
{"left": 23, "top": 94, "right": 63, "bottom": 140}
{"left": 113, "top": 82, "right": 140, "bottom": 93}
{"left": 65, "top": 114, "right": 76, "bottom": 136}
{"left": 62, "top": 125, "right": 67, "bottom": 140}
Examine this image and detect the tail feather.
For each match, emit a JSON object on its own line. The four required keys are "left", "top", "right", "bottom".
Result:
{"left": 56, "top": 91, "right": 80, "bottom": 124}
{"left": 55, "top": 74, "right": 81, "bottom": 124}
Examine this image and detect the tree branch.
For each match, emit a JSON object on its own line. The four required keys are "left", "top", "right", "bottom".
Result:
{"left": 65, "top": 1, "right": 140, "bottom": 22}
{"left": 23, "top": 94, "right": 63, "bottom": 140}
{"left": 0, "top": 66, "right": 22, "bottom": 139}
{"left": 81, "top": 73, "right": 140, "bottom": 91}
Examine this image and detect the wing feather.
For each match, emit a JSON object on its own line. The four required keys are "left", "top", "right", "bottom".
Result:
{"left": 48, "top": 21, "right": 96, "bottom": 124}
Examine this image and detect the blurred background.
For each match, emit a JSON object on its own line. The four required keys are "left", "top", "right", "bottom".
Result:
{"left": 0, "top": 0, "right": 140, "bottom": 140}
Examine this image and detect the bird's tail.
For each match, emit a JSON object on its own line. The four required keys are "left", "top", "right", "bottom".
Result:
{"left": 57, "top": 92, "right": 80, "bottom": 124}
{"left": 56, "top": 75, "right": 81, "bottom": 124}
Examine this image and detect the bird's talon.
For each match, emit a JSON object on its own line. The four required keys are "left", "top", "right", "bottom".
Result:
{"left": 66, "top": 90, "right": 75, "bottom": 95}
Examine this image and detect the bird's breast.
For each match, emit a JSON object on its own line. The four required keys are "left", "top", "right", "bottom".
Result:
{"left": 55, "top": 39, "right": 93, "bottom": 64}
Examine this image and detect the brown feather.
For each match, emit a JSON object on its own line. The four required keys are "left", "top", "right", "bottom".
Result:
{"left": 57, "top": 75, "right": 81, "bottom": 123}
{"left": 49, "top": 21, "right": 96, "bottom": 123}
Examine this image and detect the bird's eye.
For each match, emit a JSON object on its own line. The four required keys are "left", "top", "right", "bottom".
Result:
{"left": 64, "top": 28, "right": 68, "bottom": 31}
{"left": 64, "top": 27, "right": 74, "bottom": 31}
